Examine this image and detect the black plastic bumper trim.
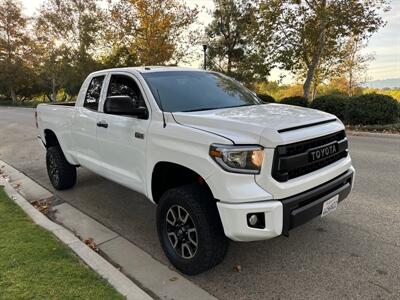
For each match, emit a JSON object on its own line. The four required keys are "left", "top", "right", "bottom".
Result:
{"left": 280, "top": 169, "right": 354, "bottom": 236}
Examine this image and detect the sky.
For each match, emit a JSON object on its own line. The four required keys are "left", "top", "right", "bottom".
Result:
{"left": 21, "top": 0, "right": 399, "bottom": 83}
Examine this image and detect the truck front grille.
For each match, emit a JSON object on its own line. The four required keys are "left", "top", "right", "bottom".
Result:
{"left": 272, "top": 131, "right": 348, "bottom": 182}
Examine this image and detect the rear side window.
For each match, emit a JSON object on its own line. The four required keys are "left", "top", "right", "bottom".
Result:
{"left": 84, "top": 76, "right": 105, "bottom": 111}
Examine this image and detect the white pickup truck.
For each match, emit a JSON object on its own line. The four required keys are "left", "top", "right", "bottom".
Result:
{"left": 36, "top": 67, "right": 355, "bottom": 275}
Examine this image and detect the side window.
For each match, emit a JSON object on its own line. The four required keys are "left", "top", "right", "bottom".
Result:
{"left": 84, "top": 76, "right": 105, "bottom": 111}
{"left": 107, "top": 75, "right": 146, "bottom": 108}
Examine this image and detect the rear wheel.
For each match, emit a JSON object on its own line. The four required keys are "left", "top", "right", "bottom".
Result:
{"left": 156, "top": 184, "right": 228, "bottom": 275}
{"left": 46, "top": 146, "right": 76, "bottom": 190}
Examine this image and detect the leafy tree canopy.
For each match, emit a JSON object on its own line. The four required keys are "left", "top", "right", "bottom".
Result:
{"left": 273, "top": 0, "right": 389, "bottom": 99}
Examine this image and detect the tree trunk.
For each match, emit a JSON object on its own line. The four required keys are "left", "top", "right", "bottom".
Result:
{"left": 303, "top": 65, "right": 316, "bottom": 100}
{"left": 10, "top": 87, "right": 17, "bottom": 104}
{"left": 312, "top": 82, "right": 318, "bottom": 100}
{"left": 227, "top": 55, "right": 232, "bottom": 75}
{"left": 303, "top": 0, "right": 327, "bottom": 100}
{"left": 348, "top": 71, "right": 353, "bottom": 96}
{"left": 51, "top": 76, "right": 57, "bottom": 102}
{"left": 303, "top": 31, "right": 326, "bottom": 100}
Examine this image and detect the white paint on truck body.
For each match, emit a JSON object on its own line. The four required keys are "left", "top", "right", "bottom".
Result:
{"left": 37, "top": 66, "right": 354, "bottom": 242}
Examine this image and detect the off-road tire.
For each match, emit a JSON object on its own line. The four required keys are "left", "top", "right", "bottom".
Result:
{"left": 157, "top": 184, "right": 229, "bottom": 275}
{"left": 46, "top": 146, "right": 76, "bottom": 190}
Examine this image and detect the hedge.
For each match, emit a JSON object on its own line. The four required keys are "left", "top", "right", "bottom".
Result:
{"left": 257, "top": 94, "right": 275, "bottom": 103}
{"left": 280, "top": 96, "right": 308, "bottom": 107}
{"left": 275, "top": 93, "right": 398, "bottom": 125}
{"left": 311, "top": 95, "right": 348, "bottom": 121}
{"left": 346, "top": 94, "right": 399, "bottom": 125}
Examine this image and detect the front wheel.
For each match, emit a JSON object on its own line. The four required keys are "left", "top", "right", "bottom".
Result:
{"left": 156, "top": 185, "right": 228, "bottom": 275}
{"left": 46, "top": 146, "right": 76, "bottom": 190}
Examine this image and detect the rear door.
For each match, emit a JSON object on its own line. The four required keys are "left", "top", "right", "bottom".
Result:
{"left": 96, "top": 72, "right": 151, "bottom": 193}
{"left": 72, "top": 74, "right": 106, "bottom": 172}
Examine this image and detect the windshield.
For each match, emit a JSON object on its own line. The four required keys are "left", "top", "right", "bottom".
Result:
{"left": 142, "top": 71, "right": 261, "bottom": 112}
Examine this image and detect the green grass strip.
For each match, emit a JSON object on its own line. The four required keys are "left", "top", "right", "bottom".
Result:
{"left": 0, "top": 188, "right": 123, "bottom": 300}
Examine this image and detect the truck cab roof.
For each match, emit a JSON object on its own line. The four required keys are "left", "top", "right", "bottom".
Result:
{"left": 89, "top": 66, "right": 206, "bottom": 76}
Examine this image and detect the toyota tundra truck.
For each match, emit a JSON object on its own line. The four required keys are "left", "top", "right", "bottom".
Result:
{"left": 36, "top": 67, "right": 355, "bottom": 275}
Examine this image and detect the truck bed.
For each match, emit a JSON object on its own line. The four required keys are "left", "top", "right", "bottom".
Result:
{"left": 36, "top": 103, "right": 76, "bottom": 158}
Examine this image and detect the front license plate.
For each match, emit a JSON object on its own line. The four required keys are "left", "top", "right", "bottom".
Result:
{"left": 321, "top": 195, "right": 339, "bottom": 217}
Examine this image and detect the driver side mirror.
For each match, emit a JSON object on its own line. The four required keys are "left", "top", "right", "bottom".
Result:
{"left": 104, "top": 95, "right": 148, "bottom": 119}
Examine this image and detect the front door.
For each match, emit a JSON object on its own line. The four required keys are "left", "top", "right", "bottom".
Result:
{"left": 96, "top": 73, "right": 150, "bottom": 193}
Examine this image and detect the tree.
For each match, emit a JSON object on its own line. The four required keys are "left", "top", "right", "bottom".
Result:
{"left": 206, "top": 0, "right": 254, "bottom": 77}
{"left": 337, "top": 36, "right": 374, "bottom": 96}
{"left": 107, "top": 0, "right": 198, "bottom": 66}
{"left": 0, "top": 0, "right": 31, "bottom": 103}
{"left": 298, "top": 34, "right": 375, "bottom": 99}
{"left": 206, "top": 0, "right": 279, "bottom": 83}
{"left": 296, "top": 53, "right": 344, "bottom": 100}
{"left": 274, "top": 0, "right": 389, "bottom": 100}
{"left": 35, "top": 0, "right": 105, "bottom": 99}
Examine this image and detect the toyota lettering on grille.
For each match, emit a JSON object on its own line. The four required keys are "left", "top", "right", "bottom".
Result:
{"left": 308, "top": 143, "right": 339, "bottom": 162}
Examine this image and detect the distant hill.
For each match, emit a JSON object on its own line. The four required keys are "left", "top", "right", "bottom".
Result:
{"left": 362, "top": 78, "right": 400, "bottom": 89}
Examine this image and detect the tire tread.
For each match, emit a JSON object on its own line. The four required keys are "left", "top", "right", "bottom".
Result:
{"left": 157, "top": 184, "right": 228, "bottom": 275}
{"left": 46, "top": 146, "right": 76, "bottom": 190}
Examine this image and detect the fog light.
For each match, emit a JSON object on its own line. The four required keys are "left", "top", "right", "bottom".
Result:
{"left": 248, "top": 214, "right": 258, "bottom": 226}
{"left": 247, "top": 213, "right": 265, "bottom": 229}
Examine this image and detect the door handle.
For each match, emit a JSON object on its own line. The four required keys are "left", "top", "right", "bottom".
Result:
{"left": 97, "top": 121, "right": 108, "bottom": 128}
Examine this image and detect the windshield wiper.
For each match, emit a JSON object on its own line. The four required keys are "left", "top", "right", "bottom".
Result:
{"left": 182, "top": 104, "right": 255, "bottom": 113}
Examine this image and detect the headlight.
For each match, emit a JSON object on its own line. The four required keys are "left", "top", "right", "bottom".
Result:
{"left": 209, "top": 144, "right": 264, "bottom": 174}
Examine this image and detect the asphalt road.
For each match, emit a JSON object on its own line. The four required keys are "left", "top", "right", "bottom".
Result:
{"left": 1, "top": 106, "right": 399, "bottom": 299}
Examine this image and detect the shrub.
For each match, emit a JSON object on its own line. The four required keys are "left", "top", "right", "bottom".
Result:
{"left": 311, "top": 95, "right": 348, "bottom": 121}
{"left": 347, "top": 93, "right": 399, "bottom": 125}
{"left": 256, "top": 94, "right": 275, "bottom": 103}
{"left": 398, "top": 102, "right": 400, "bottom": 120}
{"left": 280, "top": 96, "right": 308, "bottom": 107}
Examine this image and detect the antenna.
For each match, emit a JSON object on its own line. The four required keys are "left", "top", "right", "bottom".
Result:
{"left": 156, "top": 89, "right": 167, "bottom": 128}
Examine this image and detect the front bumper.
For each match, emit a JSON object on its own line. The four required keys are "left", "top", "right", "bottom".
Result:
{"left": 217, "top": 167, "right": 354, "bottom": 241}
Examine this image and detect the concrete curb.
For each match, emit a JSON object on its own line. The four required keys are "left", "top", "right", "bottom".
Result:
{"left": 346, "top": 130, "right": 400, "bottom": 138}
{"left": 0, "top": 177, "right": 153, "bottom": 300}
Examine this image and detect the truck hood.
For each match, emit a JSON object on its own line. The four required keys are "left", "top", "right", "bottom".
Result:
{"left": 173, "top": 104, "right": 342, "bottom": 147}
